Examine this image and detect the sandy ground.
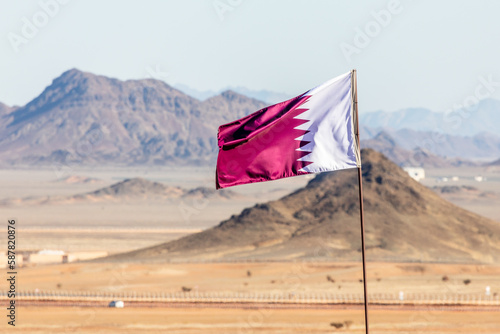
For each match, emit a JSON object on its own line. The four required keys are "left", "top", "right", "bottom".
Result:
{"left": 2, "top": 307, "right": 499, "bottom": 333}
{"left": 15, "top": 262, "right": 500, "bottom": 298}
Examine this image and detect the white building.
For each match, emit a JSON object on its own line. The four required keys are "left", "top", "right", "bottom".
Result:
{"left": 403, "top": 167, "right": 425, "bottom": 181}
{"left": 109, "top": 300, "right": 125, "bottom": 308}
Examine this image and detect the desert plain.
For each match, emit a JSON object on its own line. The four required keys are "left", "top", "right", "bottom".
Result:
{"left": 0, "top": 165, "right": 499, "bottom": 333}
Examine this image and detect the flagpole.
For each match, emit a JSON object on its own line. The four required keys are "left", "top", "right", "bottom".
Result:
{"left": 352, "top": 69, "right": 369, "bottom": 334}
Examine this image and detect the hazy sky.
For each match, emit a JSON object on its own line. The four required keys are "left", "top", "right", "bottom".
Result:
{"left": 1, "top": 0, "right": 500, "bottom": 113}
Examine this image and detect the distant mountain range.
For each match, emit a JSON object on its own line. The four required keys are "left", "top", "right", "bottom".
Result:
{"left": 360, "top": 129, "right": 500, "bottom": 166}
{"left": 0, "top": 69, "right": 499, "bottom": 167}
{"left": 359, "top": 99, "right": 500, "bottom": 137}
{"left": 363, "top": 128, "right": 500, "bottom": 160}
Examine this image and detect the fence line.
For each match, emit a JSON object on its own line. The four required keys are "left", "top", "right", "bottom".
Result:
{"left": 0, "top": 290, "right": 498, "bottom": 306}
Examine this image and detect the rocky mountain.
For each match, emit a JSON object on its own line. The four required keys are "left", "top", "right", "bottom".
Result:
{"left": 0, "top": 69, "right": 266, "bottom": 166}
{"left": 360, "top": 99, "right": 500, "bottom": 137}
{"left": 108, "top": 149, "right": 500, "bottom": 264}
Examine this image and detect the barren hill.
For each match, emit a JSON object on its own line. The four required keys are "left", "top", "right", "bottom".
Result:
{"left": 85, "top": 178, "right": 237, "bottom": 200}
{"left": 0, "top": 178, "right": 237, "bottom": 206}
{"left": 87, "top": 178, "right": 184, "bottom": 198}
{"left": 110, "top": 149, "right": 500, "bottom": 264}
{"left": 55, "top": 175, "right": 102, "bottom": 184}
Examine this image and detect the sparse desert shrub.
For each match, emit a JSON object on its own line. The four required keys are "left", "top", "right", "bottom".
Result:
{"left": 247, "top": 270, "right": 252, "bottom": 277}
{"left": 330, "top": 322, "right": 344, "bottom": 329}
{"left": 326, "top": 275, "right": 335, "bottom": 283}
{"left": 181, "top": 286, "right": 192, "bottom": 292}
{"left": 463, "top": 279, "right": 471, "bottom": 285}
{"left": 399, "top": 265, "right": 426, "bottom": 273}
{"left": 344, "top": 320, "right": 353, "bottom": 329}
{"left": 442, "top": 275, "right": 449, "bottom": 282}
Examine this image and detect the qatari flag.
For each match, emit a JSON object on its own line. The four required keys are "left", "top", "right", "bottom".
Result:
{"left": 216, "top": 71, "right": 361, "bottom": 189}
